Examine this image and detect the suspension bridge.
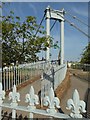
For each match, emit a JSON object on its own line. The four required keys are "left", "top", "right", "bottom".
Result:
{"left": 0, "top": 6, "right": 90, "bottom": 119}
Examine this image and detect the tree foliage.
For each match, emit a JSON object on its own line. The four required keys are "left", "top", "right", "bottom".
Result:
{"left": 2, "top": 7, "right": 57, "bottom": 66}
{"left": 80, "top": 43, "right": 90, "bottom": 64}
{"left": 2, "top": 3, "right": 60, "bottom": 66}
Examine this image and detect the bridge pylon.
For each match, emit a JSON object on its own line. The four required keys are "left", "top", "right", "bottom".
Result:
{"left": 45, "top": 6, "right": 65, "bottom": 64}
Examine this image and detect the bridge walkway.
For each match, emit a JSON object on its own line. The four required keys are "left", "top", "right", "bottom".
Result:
{"left": 60, "top": 68, "right": 89, "bottom": 118}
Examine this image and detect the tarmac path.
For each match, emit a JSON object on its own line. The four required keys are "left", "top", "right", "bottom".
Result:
{"left": 60, "top": 72, "right": 89, "bottom": 114}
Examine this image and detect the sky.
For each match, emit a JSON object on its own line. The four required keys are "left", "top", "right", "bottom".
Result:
{"left": 1, "top": 0, "right": 90, "bottom": 2}
{"left": 2, "top": 2, "right": 89, "bottom": 62}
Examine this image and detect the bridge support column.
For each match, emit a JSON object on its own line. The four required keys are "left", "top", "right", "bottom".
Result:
{"left": 46, "top": 6, "right": 50, "bottom": 61}
{"left": 60, "top": 20, "right": 64, "bottom": 64}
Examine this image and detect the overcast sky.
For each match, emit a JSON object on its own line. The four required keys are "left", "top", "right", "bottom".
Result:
{"left": 2, "top": 2, "right": 89, "bottom": 62}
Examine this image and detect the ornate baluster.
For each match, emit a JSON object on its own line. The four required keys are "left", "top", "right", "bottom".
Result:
{"left": 66, "top": 89, "right": 86, "bottom": 118}
{"left": 9, "top": 84, "right": 20, "bottom": 118}
{"left": 25, "top": 86, "right": 39, "bottom": 109}
{"left": 0, "top": 82, "right": 5, "bottom": 119}
{"left": 43, "top": 87, "right": 60, "bottom": 113}
{"left": 25, "top": 86, "right": 39, "bottom": 119}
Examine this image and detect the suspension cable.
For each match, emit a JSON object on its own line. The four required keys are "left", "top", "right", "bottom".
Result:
{"left": 61, "top": 15, "right": 89, "bottom": 38}
{"left": 34, "top": 13, "right": 46, "bottom": 37}
{"left": 65, "top": 19, "right": 89, "bottom": 38}
{"left": 64, "top": 10, "right": 89, "bottom": 27}
{"left": 51, "top": 9, "right": 90, "bottom": 38}
{"left": 50, "top": 20, "right": 57, "bottom": 31}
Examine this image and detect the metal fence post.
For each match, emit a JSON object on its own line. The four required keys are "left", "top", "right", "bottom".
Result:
{"left": 12, "top": 109, "right": 16, "bottom": 118}
{"left": 6, "top": 68, "right": 8, "bottom": 91}
{"left": 3, "top": 69, "right": 6, "bottom": 91}
{"left": 0, "top": 83, "right": 5, "bottom": 120}
{"left": 0, "top": 104, "right": 1, "bottom": 119}
{"left": 9, "top": 84, "right": 20, "bottom": 119}
{"left": 25, "top": 86, "right": 39, "bottom": 119}
{"left": 29, "top": 112, "right": 33, "bottom": 119}
{"left": 8, "top": 67, "right": 11, "bottom": 90}
{"left": 66, "top": 89, "right": 86, "bottom": 118}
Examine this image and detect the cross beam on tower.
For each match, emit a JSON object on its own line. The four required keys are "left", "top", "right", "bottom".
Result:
{"left": 45, "top": 6, "right": 65, "bottom": 64}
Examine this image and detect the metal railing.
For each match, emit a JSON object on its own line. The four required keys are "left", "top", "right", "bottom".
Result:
{"left": 1, "top": 61, "right": 51, "bottom": 91}
{"left": 71, "top": 63, "right": 90, "bottom": 71}
{"left": 40, "top": 63, "right": 67, "bottom": 104}
{"left": 0, "top": 82, "right": 86, "bottom": 119}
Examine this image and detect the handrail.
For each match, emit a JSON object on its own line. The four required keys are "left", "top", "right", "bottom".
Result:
{"left": 0, "top": 83, "right": 86, "bottom": 119}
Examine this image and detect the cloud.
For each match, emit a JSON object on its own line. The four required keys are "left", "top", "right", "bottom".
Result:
{"left": 72, "top": 7, "right": 88, "bottom": 18}
{"left": 28, "top": 3, "right": 37, "bottom": 16}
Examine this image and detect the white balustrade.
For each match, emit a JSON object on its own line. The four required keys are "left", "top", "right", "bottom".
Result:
{"left": 2, "top": 61, "right": 50, "bottom": 91}
{"left": 9, "top": 84, "right": 20, "bottom": 118}
{"left": 66, "top": 89, "right": 86, "bottom": 118}
{"left": 25, "top": 86, "right": 39, "bottom": 109}
{"left": 25, "top": 86, "right": 39, "bottom": 119}
{"left": 0, "top": 82, "right": 86, "bottom": 119}
{"left": 43, "top": 87, "right": 60, "bottom": 113}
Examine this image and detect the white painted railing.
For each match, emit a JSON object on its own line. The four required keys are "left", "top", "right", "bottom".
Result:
{"left": 1, "top": 61, "right": 51, "bottom": 91}
{"left": 41, "top": 63, "right": 67, "bottom": 98}
{"left": 1, "top": 60, "right": 66, "bottom": 92}
{"left": 53, "top": 64, "right": 67, "bottom": 89}
{"left": 0, "top": 82, "right": 86, "bottom": 119}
